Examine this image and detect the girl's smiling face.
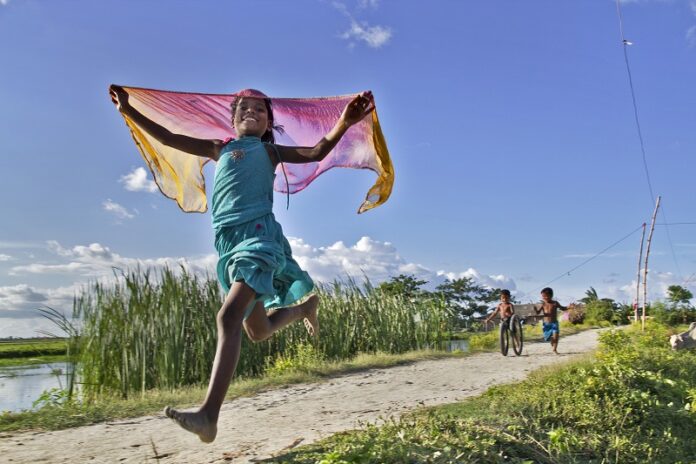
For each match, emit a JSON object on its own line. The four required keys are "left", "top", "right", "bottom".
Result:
{"left": 232, "top": 97, "right": 270, "bottom": 138}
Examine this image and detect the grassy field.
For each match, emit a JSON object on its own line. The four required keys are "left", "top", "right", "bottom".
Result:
{"left": 0, "top": 338, "right": 67, "bottom": 368}
{"left": 0, "top": 338, "right": 67, "bottom": 358}
{"left": 270, "top": 322, "right": 696, "bottom": 464}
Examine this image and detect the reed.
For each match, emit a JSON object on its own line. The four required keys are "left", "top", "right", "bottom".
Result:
{"left": 71, "top": 268, "right": 447, "bottom": 399}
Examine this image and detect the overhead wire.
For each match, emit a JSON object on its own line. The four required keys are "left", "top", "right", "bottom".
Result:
{"left": 534, "top": 223, "right": 646, "bottom": 292}
{"left": 614, "top": 0, "right": 683, "bottom": 281}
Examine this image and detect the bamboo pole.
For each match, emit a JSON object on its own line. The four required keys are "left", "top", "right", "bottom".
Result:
{"left": 642, "top": 196, "right": 661, "bottom": 331}
{"left": 635, "top": 222, "right": 647, "bottom": 323}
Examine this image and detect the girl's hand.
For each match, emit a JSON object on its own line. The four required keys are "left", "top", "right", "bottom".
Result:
{"left": 109, "top": 84, "right": 129, "bottom": 110}
{"left": 340, "top": 91, "right": 375, "bottom": 127}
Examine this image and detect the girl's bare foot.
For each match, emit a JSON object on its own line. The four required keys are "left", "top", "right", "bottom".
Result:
{"left": 303, "top": 296, "right": 319, "bottom": 337}
{"left": 164, "top": 406, "right": 217, "bottom": 443}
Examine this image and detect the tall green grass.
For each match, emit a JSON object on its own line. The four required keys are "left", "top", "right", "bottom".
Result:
{"left": 70, "top": 268, "right": 446, "bottom": 399}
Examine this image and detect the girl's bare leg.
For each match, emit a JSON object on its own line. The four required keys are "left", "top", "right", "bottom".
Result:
{"left": 243, "top": 294, "right": 319, "bottom": 342}
{"left": 164, "top": 281, "right": 256, "bottom": 443}
{"left": 552, "top": 333, "right": 559, "bottom": 354}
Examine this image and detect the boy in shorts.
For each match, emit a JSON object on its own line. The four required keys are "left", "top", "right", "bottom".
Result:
{"left": 535, "top": 287, "right": 566, "bottom": 354}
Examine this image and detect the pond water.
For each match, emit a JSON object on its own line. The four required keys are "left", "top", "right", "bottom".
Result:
{"left": 0, "top": 362, "right": 71, "bottom": 413}
{"left": 440, "top": 339, "right": 470, "bottom": 352}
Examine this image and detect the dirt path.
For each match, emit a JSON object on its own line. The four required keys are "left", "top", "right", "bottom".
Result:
{"left": 1, "top": 329, "right": 602, "bottom": 463}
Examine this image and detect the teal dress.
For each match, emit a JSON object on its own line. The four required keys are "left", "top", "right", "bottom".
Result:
{"left": 212, "top": 136, "right": 314, "bottom": 318}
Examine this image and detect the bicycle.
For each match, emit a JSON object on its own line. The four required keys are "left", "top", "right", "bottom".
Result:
{"left": 499, "top": 314, "right": 524, "bottom": 356}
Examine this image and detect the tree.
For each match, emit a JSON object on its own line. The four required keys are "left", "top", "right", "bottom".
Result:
{"left": 658, "top": 285, "right": 696, "bottom": 325}
{"left": 580, "top": 287, "right": 599, "bottom": 304}
{"left": 378, "top": 274, "right": 429, "bottom": 300}
{"left": 667, "top": 285, "right": 694, "bottom": 305}
{"left": 434, "top": 277, "right": 503, "bottom": 323}
{"left": 579, "top": 288, "right": 626, "bottom": 324}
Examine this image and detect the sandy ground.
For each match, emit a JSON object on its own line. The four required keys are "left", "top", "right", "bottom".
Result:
{"left": 1, "top": 329, "right": 601, "bottom": 463}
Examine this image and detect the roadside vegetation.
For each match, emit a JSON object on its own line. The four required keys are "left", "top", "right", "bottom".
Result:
{"left": 270, "top": 322, "right": 696, "bottom": 464}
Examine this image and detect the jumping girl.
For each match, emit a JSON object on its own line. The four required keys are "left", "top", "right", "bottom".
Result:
{"left": 110, "top": 85, "right": 375, "bottom": 443}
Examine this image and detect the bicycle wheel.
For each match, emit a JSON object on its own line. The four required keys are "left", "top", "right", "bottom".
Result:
{"left": 511, "top": 315, "right": 524, "bottom": 356}
{"left": 499, "top": 320, "right": 509, "bottom": 356}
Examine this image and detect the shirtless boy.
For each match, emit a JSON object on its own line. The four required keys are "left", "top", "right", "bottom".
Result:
{"left": 485, "top": 289, "right": 515, "bottom": 329}
{"left": 535, "top": 287, "right": 566, "bottom": 354}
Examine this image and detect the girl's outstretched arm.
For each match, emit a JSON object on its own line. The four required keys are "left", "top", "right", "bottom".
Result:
{"left": 110, "top": 85, "right": 222, "bottom": 161}
{"left": 271, "top": 91, "right": 375, "bottom": 165}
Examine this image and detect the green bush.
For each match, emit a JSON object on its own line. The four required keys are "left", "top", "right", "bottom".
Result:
{"left": 467, "top": 330, "right": 498, "bottom": 351}
{"left": 584, "top": 299, "right": 614, "bottom": 323}
{"left": 650, "top": 301, "right": 696, "bottom": 326}
{"left": 264, "top": 342, "right": 325, "bottom": 376}
{"left": 566, "top": 303, "right": 586, "bottom": 324}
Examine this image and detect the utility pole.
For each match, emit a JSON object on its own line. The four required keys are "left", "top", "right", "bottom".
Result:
{"left": 635, "top": 223, "right": 646, "bottom": 323}
{"left": 642, "top": 196, "right": 661, "bottom": 331}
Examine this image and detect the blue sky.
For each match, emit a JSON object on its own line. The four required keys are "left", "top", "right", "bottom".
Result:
{"left": 1, "top": 0, "right": 695, "bottom": 337}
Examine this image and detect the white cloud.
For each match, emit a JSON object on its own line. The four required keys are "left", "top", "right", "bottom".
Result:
{"left": 0, "top": 284, "right": 81, "bottom": 338}
{"left": 10, "top": 262, "right": 94, "bottom": 275}
{"left": 688, "top": 25, "right": 696, "bottom": 47}
{"left": 436, "top": 268, "right": 517, "bottom": 292}
{"left": 49, "top": 241, "right": 115, "bottom": 260}
{"left": 341, "top": 20, "right": 392, "bottom": 48}
{"left": 683, "top": 1, "right": 696, "bottom": 47}
{"left": 358, "top": 0, "right": 380, "bottom": 9}
{"left": 11, "top": 240, "right": 216, "bottom": 278}
{"left": 333, "top": 1, "right": 392, "bottom": 49}
{"left": 0, "top": 284, "right": 49, "bottom": 306}
{"left": 0, "top": 241, "right": 42, "bottom": 250}
{"left": 120, "top": 167, "right": 158, "bottom": 193}
{"left": 103, "top": 199, "right": 135, "bottom": 220}
{"left": 580, "top": 269, "right": 696, "bottom": 306}
{"left": 1, "top": 244, "right": 219, "bottom": 337}
{"left": 289, "top": 236, "right": 407, "bottom": 283}
{"left": 0, "top": 0, "right": 9, "bottom": 6}
{"left": 0, "top": 318, "right": 63, "bottom": 339}
{"left": 0, "top": 254, "right": 11, "bottom": 261}
{"left": 288, "top": 236, "right": 514, "bottom": 296}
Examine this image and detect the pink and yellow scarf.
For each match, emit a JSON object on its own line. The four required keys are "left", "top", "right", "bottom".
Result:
{"left": 110, "top": 86, "right": 393, "bottom": 213}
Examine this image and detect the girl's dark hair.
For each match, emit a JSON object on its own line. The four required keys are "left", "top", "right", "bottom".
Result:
{"left": 501, "top": 289, "right": 511, "bottom": 297}
{"left": 230, "top": 91, "right": 285, "bottom": 144}
{"left": 541, "top": 287, "right": 554, "bottom": 297}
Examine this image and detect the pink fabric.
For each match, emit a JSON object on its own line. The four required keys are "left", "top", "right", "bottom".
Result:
{"left": 113, "top": 86, "right": 393, "bottom": 213}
